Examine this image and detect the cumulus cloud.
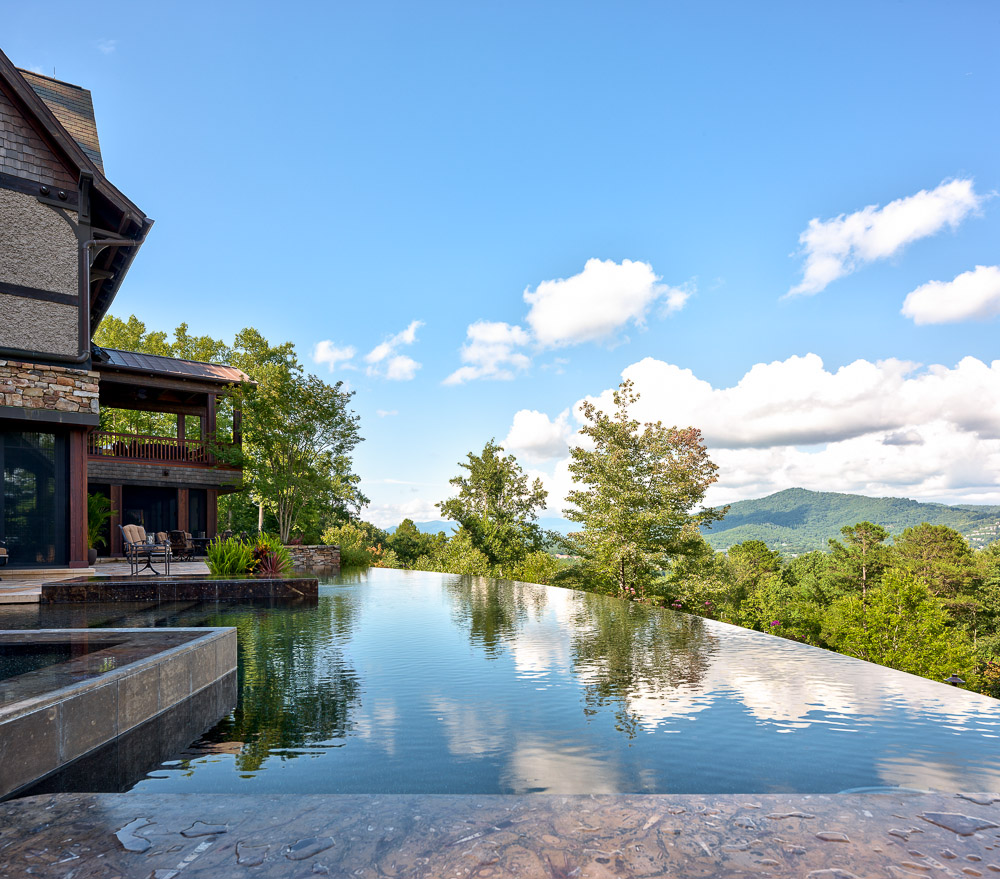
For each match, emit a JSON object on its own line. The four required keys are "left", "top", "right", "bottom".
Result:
{"left": 519, "top": 353, "right": 1000, "bottom": 514}
{"left": 789, "top": 178, "right": 983, "bottom": 296}
{"left": 503, "top": 409, "right": 573, "bottom": 464}
{"left": 376, "top": 409, "right": 398, "bottom": 418}
{"left": 524, "top": 258, "right": 691, "bottom": 348}
{"left": 97, "top": 39, "right": 117, "bottom": 55}
{"left": 365, "top": 320, "right": 423, "bottom": 381}
{"left": 446, "top": 259, "right": 693, "bottom": 384}
{"left": 901, "top": 265, "right": 1000, "bottom": 325}
{"left": 443, "top": 321, "right": 531, "bottom": 385}
{"left": 313, "top": 340, "right": 356, "bottom": 371}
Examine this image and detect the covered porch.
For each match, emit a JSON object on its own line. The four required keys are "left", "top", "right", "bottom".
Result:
{"left": 87, "top": 346, "right": 249, "bottom": 556}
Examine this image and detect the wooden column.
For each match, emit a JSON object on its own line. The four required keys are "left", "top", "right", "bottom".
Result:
{"left": 110, "top": 484, "right": 123, "bottom": 556}
{"left": 68, "top": 429, "right": 88, "bottom": 568}
{"left": 232, "top": 407, "right": 242, "bottom": 447}
{"left": 178, "top": 488, "right": 189, "bottom": 533}
{"left": 206, "top": 393, "right": 217, "bottom": 464}
{"left": 207, "top": 489, "right": 218, "bottom": 538}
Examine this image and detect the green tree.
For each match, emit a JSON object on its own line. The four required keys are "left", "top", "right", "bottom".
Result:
{"left": 822, "top": 568, "right": 977, "bottom": 683}
{"left": 826, "top": 522, "right": 891, "bottom": 629}
{"left": 437, "top": 440, "right": 547, "bottom": 577}
{"left": 386, "top": 519, "right": 447, "bottom": 568}
{"left": 229, "top": 328, "right": 366, "bottom": 543}
{"left": 564, "top": 379, "right": 723, "bottom": 599}
{"left": 894, "top": 522, "right": 977, "bottom": 599}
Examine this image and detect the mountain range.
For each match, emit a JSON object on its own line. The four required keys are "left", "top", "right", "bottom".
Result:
{"left": 387, "top": 489, "right": 1000, "bottom": 556}
{"left": 702, "top": 488, "right": 1000, "bottom": 555}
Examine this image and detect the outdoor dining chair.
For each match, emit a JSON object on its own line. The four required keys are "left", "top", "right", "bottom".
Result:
{"left": 119, "top": 524, "right": 171, "bottom": 575}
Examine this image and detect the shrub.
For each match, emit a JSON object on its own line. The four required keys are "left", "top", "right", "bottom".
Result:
{"left": 87, "top": 492, "right": 115, "bottom": 550}
{"left": 253, "top": 532, "right": 293, "bottom": 576}
{"left": 321, "top": 522, "right": 377, "bottom": 567}
{"left": 372, "top": 547, "right": 402, "bottom": 569}
{"left": 206, "top": 536, "right": 255, "bottom": 576}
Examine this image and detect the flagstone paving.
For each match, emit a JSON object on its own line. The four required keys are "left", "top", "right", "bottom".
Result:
{"left": 2, "top": 790, "right": 1000, "bottom": 877}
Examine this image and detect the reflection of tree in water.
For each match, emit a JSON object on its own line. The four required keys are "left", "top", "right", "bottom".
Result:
{"left": 445, "top": 576, "right": 548, "bottom": 657}
{"left": 571, "top": 594, "right": 718, "bottom": 737}
{"left": 182, "top": 596, "right": 362, "bottom": 773}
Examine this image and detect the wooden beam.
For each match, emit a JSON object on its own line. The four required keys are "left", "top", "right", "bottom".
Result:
{"left": 110, "top": 484, "right": 122, "bottom": 556}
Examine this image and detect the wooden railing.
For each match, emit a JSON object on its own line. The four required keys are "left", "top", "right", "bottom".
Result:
{"left": 87, "top": 431, "right": 218, "bottom": 465}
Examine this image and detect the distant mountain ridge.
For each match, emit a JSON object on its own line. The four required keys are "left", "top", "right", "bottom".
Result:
{"left": 703, "top": 488, "right": 1000, "bottom": 555}
{"left": 384, "top": 517, "right": 575, "bottom": 536}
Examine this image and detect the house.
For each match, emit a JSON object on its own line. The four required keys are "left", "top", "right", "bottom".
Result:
{"left": 0, "top": 48, "right": 247, "bottom": 569}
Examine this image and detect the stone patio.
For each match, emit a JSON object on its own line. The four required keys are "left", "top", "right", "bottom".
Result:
{"left": 2, "top": 789, "right": 1000, "bottom": 877}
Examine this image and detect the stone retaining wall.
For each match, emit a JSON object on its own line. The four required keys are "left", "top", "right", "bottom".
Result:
{"left": 0, "top": 359, "right": 99, "bottom": 416}
{"left": 286, "top": 544, "right": 341, "bottom": 573}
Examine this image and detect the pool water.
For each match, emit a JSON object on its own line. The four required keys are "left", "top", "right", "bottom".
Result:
{"left": 6, "top": 568, "right": 1000, "bottom": 795}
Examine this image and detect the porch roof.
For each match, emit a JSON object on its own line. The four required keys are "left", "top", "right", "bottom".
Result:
{"left": 94, "top": 346, "right": 251, "bottom": 386}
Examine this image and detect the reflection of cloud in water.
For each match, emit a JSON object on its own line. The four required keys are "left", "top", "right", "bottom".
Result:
{"left": 354, "top": 700, "right": 399, "bottom": 756}
{"left": 504, "top": 738, "right": 622, "bottom": 794}
{"left": 508, "top": 587, "right": 575, "bottom": 677}
{"left": 563, "top": 597, "right": 1000, "bottom": 735}
{"left": 875, "top": 753, "right": 1000, "bottom": 792}
{"left": 427, "top": 696, "right": 507, "bottom": 757}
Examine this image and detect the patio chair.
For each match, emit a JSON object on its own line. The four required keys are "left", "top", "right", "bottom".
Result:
{"left": 0, "top": 538, "right": 7, "bottom": 580}
{"left": 168, "top": 530, "right": 195, "bottom": 561}
{"left": 120, "top": 524, "right": 171, "bottom": 575}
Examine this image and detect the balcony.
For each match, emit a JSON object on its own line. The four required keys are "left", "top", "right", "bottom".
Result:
{"left": 87, "top": 431, "right": 236, "bottom": 468}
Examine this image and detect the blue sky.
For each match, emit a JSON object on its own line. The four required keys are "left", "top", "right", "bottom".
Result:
{"left": 7, "top": 1, "right": 1000, "bottom": 525}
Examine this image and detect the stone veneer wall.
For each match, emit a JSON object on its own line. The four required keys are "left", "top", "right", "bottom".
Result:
{"left": 286, "top": 544, "right": 341, "bottom": 572}
{"left": 0, "top": 358, "right": 99, "bottom": 416}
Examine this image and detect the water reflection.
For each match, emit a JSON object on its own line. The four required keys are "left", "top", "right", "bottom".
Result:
{"left": 191, "top": 597, "right": 361, "bottom": 772}
{"left": 570, "top": 593, "right": 718, "bottom": 736}
{"left": 444, "top": 576, "right": 546, "bottom": 657}
{"left": 5, "top": 570, "right": 1000, "bottom": 794}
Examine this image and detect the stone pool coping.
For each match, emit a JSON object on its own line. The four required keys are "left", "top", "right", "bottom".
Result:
{"left": 41, "top": 573, "right": 319, "bottom": 603}
{"left": 2, "top": 790, "right": 1000, "bottom": 877}
{"left": 0, "top": 627, "right": 236, "bottom": 798}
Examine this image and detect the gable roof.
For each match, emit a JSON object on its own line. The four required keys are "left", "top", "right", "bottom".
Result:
{"left": 0, "top": 47, "right": 151, "bottom": 335}
{"left": 18, "top": 69, "right": 104, "bottom": 172}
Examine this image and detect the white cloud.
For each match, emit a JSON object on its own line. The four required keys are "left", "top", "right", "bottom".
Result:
{"left": 362, "top": 497, "right": 444, "bottom": 529}
{"left": 385, "top": 355, "right": 420, "bottom": 380}
{"left": 443, "top": 321, "right": 531, "bottom": 385}
{"left": 902, "top": 264, "right": 1000, "bottom": 325}
{"left": 312, "top": 340, "right": 356, "bottom": 371}
{"left": 97, "top": 39, "right": 117, "bottom": 55}
{"left": 446, "top": 259, "right": 693, "bottom": 384}
{"left": 789, "top": 178, "right": 983, "bottom": 296}
{"left": 503, "top": 409, "right": 573, "bottom": 464}
{"left": 520, "top": 353, "right": 1000, "bottom": 514}
{"left": 524, "top": 257, "right": 690, "bottom": 348}
{"left": 376, "top": 409, "right": 398, "bottom": 418}
{"left": 365, "top": 320, "right": 423, "bottom": 380}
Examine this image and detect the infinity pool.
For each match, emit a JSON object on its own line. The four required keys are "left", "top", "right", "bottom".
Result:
{"left": 6, "top": 568, "right": 1000, "bottom": 794}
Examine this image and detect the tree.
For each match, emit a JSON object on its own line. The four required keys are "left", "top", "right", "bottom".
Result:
{"left": 822, "top": 569, "right": 977, "bottom": 683}
{"left": 826, "top": 522, "right": 891, "bottom": 630}
{"left": 894, "top": 522, "right": 977, "bottom": 599}
{"left": 437, "top": 440, "right": 547, "bottom": 577}
{"left": 228, "top": 328, "right": 366, "bottom": 543}
{"left": 387, "top": 519, "right": 447, "bottom": 567}
{"left": 564, "top": 379, "right": 723, "bottom": 598}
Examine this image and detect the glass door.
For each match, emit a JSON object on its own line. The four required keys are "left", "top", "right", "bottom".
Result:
{"left": 1, "top": 430, "right": 68, "bottom": 567}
